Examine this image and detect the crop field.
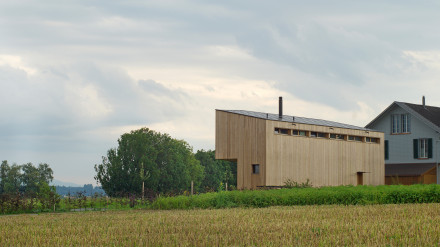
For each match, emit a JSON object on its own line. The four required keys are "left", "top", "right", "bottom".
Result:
{"left": 1, "top": 203, "right": 440, "bottom": 246}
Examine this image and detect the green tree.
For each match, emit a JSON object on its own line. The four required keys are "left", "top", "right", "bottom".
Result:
{"left": 95, "top": 127, "right": 205, "bottom": 196}
{"left": 3, "top": 164, "right": 22, "bottom": 193}
{"left": 21, "top": 162, "right": 54, "bottom": 196}
{"left": 21, "top": 163, "right": 40, "bottom": 195}
{"left": 195, "top": 150, "right": 236, "bottom": 192}
{"left": 0, "top": 160, "right": 10, "bottom": 194}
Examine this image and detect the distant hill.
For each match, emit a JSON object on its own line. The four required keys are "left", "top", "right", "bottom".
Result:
{"left": 55, "top": 184, "right": 106, "bottom": 197}
{"left": 50, "top": 179, "right": 82, "bottom": 187}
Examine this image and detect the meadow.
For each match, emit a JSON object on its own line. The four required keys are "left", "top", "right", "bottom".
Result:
{"left": 1, "top": 203, "right": 440, "bottom": 246}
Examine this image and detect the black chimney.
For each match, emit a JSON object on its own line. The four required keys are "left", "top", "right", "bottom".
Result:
{"left": 423, "top": 96, "right": 426, "bottom": 107}
{"left": 279, "top": 96, "right": 283, "bottom": 118}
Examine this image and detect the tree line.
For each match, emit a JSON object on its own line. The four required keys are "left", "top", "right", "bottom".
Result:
{"left": 0, "top": 161, "right": 60, "bottom": 213}
{"left": 94, "top": 128, "right": 236, "bottom": 197}
{"left": 55, "top": 184, "right": 106, "bottom": 197}
{"left": 0, "top": 161, "right": 54, "bottom": 196}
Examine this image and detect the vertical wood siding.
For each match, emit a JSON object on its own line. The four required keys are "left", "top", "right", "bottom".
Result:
{"left": 216, "top": 110, "right": 385, "bottom": 189}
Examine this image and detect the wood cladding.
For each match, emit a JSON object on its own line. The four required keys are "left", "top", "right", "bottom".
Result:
{"left": 216, "top": 110, "right": 385, "bottom": 189}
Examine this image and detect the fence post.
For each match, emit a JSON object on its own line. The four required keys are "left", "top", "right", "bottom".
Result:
{"left": 225, "top": 182, "right": 228, "bottom": 191}
{"left": 142, "top": 181, "right": 145, "bottom": 201}
{"left": 191, "top": 181, "right": 194, "bottom": 196}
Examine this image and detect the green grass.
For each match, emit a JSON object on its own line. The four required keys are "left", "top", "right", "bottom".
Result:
{"left": 150, "top": 184, "right": 440, "bottom": 210}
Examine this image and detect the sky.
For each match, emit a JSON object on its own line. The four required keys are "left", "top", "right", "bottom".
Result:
{"left": 2, "top": 1, "right": 440, "bottom": 185}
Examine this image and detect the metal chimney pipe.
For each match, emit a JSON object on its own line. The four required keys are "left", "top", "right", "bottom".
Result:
{"left": 279, "top": 97, "right": 283, "bottom": 118}
{"left": 423, "top": 96, "right": 426, "bottom": 106}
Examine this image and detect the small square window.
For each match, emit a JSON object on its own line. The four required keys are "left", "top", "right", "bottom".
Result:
{"left": 252, "top": 164, "right": 260, "bottom": 174}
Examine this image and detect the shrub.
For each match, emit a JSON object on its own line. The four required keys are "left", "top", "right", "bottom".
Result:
{"left": 149, "top": 184, "right": 440, "bottom": 210}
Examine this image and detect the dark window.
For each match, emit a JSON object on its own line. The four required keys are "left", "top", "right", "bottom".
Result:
{"left": 252, "top": 164, "right": 260, "bottom": 174}
{"left": 385, "top": 140, "right": 389, "bottom": 160}
{"left": 317, "top": 132, "right": 326, "bottom": 138}
{"left": 366, "top": 137, "right": 377, "bottom": 143}
{"left": 293, "top": 130, "right": 306, "bottom": 136}
{"left": 348, "top": 136, "right": 362, "bottom": 142}
{"left": 392, "top": 114, "right": 411, "bottom": 134}
{"left": 310, "top": 132, "right": 317, "bottom": 137}
{"left": 275, "top": 128, "right": 289, "bottom": 135}
{"left": 330, "top": 134, "right": 345, "bottom": 140}
{"left": 414, "top": 138, "right": 432, "bottom": 159}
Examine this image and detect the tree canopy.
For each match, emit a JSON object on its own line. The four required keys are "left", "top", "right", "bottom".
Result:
{"left": 94, "top": 128, "right": 204, "bottom": 196}
{"left": 195, "top": 150, "right": 236, "bottom": 191}
{"left": 0, "top": 161, "right": 54, "bottom": 195}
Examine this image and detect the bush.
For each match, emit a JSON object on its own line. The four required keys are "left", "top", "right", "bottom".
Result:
{"left": 149, "top": 184, "right": 440, "bottom": 210}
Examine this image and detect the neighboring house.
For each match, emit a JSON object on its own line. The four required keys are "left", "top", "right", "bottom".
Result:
{"left": 215, "top": 97, "right": 385, "bottom": 189}
{"left": 366, "top": 97, "right": 440, "bottom": 185}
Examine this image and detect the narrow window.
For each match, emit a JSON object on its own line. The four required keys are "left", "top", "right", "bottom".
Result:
{"left": 252, "top": 164, "right": 260, "bottom": 174}
{"left": 420, "top": 139, "right": 428, "bottom": 158}
{"left": 385, "top": 140, "right": 389, "bottom": 160}
{"left": 391, "top": 114, "right": 401, "bottom": 134}
{"left": 317, "top": 132, "right": 326, "bottom": 138}
{"left": 401, "top": 114, "right": 407, "bottom": 133}
{"left": 280, "top": 129, "right": 289, "bottom": 135}
{"left": 292, "top": 130, "right": 299, "bottom": 135}
{"left": 392, "top": 114, "right": 410, "bottom": 134}
{"left": 310, "top": 132, "right": 317, "bottom": 137}
{"left": 415, "top": 138, "right": 432, "bottom": 159}
{"left": 299, "top": 131, "right": 306, "bottom": 136}
{"left": 274, "top": 128, "right": 279, "bottom": 134}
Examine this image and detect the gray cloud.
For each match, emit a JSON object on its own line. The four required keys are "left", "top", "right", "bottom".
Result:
{"left": 2, "top": 1, "right": 440, "bottom": 183}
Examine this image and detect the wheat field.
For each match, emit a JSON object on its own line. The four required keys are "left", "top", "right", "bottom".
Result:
{"left": 1, "top": 204, "right": 440, "bottom": 246}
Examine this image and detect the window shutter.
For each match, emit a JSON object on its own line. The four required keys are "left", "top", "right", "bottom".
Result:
{"left": 428, "top": 138, "right": 433, "bottom": 158}
{"left": 385, "top": 140, "right": 389, "bottom": 160}
{"left": 413, "top": 139, "right": 418, "bottom": 159}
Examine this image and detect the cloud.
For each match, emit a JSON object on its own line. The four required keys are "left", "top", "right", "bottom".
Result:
{"left": 2, "top": 1, "right": 440, "bottom": 184}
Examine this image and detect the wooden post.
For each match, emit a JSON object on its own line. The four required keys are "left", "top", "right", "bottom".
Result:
{"left": 191, "top": 181, "right": 194, "bottom": 196}
{"left": 142, "top": 181, "right": 145, "bottom": 200}
{"left": 225, "top": 182, "right": 228, "bottom": 191}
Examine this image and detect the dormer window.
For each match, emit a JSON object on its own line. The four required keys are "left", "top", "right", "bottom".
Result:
{"left": 391, "top": 114, "right": 411, "bottom": 134}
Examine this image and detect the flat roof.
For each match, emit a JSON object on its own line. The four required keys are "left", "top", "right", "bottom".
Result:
{"left": 217, "top": 109, "right": 374, "bottom": 131}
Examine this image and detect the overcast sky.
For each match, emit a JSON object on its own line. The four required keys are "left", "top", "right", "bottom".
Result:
{"left": 2, "top": 1, "right": 440, "bottom": 185}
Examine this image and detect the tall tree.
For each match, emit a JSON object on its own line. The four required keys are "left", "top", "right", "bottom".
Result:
{"left": 95, "top": 127, "right": 204, "bottom": 196}
{"left": 0, "top": 160, "right": 10, "bottom": 194}
{"left": 3, "top": 164, "right": 22, "bottom": 193}
{"left": 195, "top": 150, "right": 237, "bottom": 192}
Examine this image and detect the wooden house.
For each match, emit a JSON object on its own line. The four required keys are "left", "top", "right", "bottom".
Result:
{"left": 366, "top": 97, "right": 440, "bottom": 185}
{"left": 216, "top": 97, "right": 385, "bottom": 189}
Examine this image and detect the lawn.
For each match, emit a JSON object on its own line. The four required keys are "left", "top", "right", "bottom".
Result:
{"left": 1, "top": 203, "right": 440, "bottom": 246}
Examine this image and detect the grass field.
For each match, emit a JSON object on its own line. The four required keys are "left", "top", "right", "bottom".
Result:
{"left": 1, "top": 203, "right": 440, "bottom": 246}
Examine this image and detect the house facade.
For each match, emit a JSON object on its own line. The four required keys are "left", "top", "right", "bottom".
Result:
{"left": 366, "top": 98, "right": 440, "bottom": 184}
{"left": 216, "top": 98, "right": 385, "bottom": 189}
